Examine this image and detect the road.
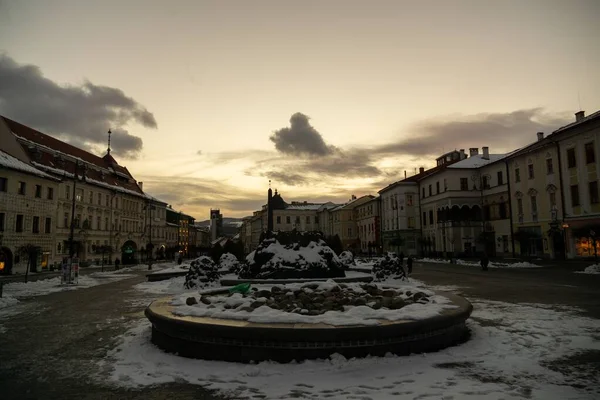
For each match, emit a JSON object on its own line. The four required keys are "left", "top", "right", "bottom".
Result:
{"left": 0, "top": 263, "right": 598, "bottom": 399}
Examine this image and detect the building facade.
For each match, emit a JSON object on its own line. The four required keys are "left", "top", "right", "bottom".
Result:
{"left": 355, "top": 196, "right": 381, "bottom": 255}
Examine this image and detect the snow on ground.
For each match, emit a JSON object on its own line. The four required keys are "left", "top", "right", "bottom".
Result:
{"left": 103, "top": 294, "right": 600, "bottom": 400}
{"left": 134, "top": 276, "right": 190, "bottom": 296}
{"left": 419, "top": 257, "right": 543, "bottom": 269}
{"left": 576, "top": 264, "right": 600, "bottom": 274}
{"left": 2, "top": 272, "right": 136, "bottom": 300}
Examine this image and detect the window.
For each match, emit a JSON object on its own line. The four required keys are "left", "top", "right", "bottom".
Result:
{"left": 570, "top": 185, "right": 580, "bottom": 206}
{"left": 549, "top": 192, "right": 557, "bottom": 208}
{"left": 35, "top": 185, "right": 42, "bottom": 198}
{"left": 499, "top": 202, "right": 507, "bottom": 219}
{"left": 406, "top": 194, "right": 413, "bottom": 206}
{"left": 422, "top": 188, "right": 425, "bottom": 198}
{"left": 589, "top": 181, "right": 599, "bottom": 204}
{"left": 0, "top": 212, "right": 4, "bottom": 231}
{"left": 97, "top": 193, "right": 102, "bottom": 205}
{"left": 76, "top": 189, "right": 83, "bottom": 202}
{"left": 517, "top": 199, "right": 523, "bottom": 215}
{"left": 16, "top": 214, "right": 24, "bottom": 232}
{"left": 482, "top": 176, "right": 490, "bottom": 189}
{"left": 436, "top": 181, "right": 440, "bottom": 194}
{"left": 18, "top": 181, "right": 26, "bottom": 195}
{"left": 528, "top": 164, "right": 534, "bottom": 179}
{"left": 64, "top": 213, "right": 69, "bottom": 228}
{"left": 66, "top": 185, "right": 71, "bottom": 200}
{"left": 407, "top": 217, "right": 415, "bottom": 228}
{"left": 428, "top": 185, "right": 432, "bottom": 196}
{"left": 546, "top": 158, "right": 554, "bottom": 174}
{"left": 286, "top": 216, "right": 291, "bottom": 224}
{"left": 105, "top": 194, "right": 109, "bottom": 206}
{"left": 115, "top": 198, "right": 119, "bottom": 209}
{"left": 443, "top": 178, "right": 447, "bottom": 191}
{"left": 348, "top": 228, "right": 352, "bottom": 237}
{"left": 0, "top": 177, "right": 6, "bottom": 192}
{"left": 306, "top": 216, "right": 310, "bottom": 224}
{"left": 585, "top": 143, "right": 595, "bottom": 164}
{"left": 497, "top": 171, "right": 503, "bottom": 185}
{"left": 47, "top": 187, "right": 54, "bottom": 200}
{"left": 422, "top": 211, "right": 427, "bottom": 227}
{"left": 515, "top": 168, "right": 520, "bottom": 182}
{"left": 76, "top": 214, "right": 81, "bottom": 228}
{"left": 105, "top": 218, "right": 109, "bottom": 230}
{"left": 315, "top": 216, "right": 319, "bottom": 224}
{"left": 32, "top": 216, "right": 40, "bottom": 233}
{"left": 428, "top": 210, "right": 433, "bottom": 225}
{"left": 567, "top": 148, "right": 576, "bottom": 168}
{"left": 45, "top": 217, "right": 51, "bottom": 233}
{"left": 276, "top": 216, "right": 281, "bottom": 224}
{"left": 460, "top": 178, "right": 468, "bottom": 191}
{"left": 89, "top": 191, "right": 93, "bottom": 203}
{"left": 295, "top": 216, "right": 300, "bottom": 224}
{"left": 531, "top": 196, "right": 538, "bottom": 214}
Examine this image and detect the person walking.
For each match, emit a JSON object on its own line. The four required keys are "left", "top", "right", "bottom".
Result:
{"left": 114, "top": 257, "right": 120, "bottom": 270}
{"left": 480, "top": 252, "right": 489, "bottom": 271}
{"left": 407, "top": 256, "right": 413, "bottom": 275}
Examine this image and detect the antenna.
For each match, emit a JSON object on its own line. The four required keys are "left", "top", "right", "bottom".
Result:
{"left": 269, "top": 179, "right": 271, "bottom": 188}
{"left": 578, "top": 91, "right": 582, "bottom": 111}
{"left": 107, "top": 129, "right": 112, "bottom": 154}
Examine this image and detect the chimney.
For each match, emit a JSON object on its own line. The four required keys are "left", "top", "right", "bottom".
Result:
{"left": 404, "top": 170, "right": 407, "bottom": 179}
{"left": 459, "top": 149, "right": 466, "bottom": 159}
{"left": 537, "top": 132, "right": 544, "bottom": 141}
{"left": 138, "top": 181, "right": 143, "bottom": 191}
{"left": 575, "top": 111, "right": 585, "bottom": 122}
{"left": 482, "top": 146, "right": 489, "bottom": 160}
{"left": 469, "top": 148, "right": 479, "bottom": 157}
{"left": 419, "top": 167, "right": 425, "bottom": 174}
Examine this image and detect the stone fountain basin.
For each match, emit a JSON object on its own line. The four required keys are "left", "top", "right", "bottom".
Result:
{"left": 145, "top": 290, "right": 472, "bottom": 363}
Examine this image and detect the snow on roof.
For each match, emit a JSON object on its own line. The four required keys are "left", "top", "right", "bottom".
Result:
{"left": 447, "top": 154, "right": 507, "bottom": 169}
{"left": 286, "top": 203, "right": 324, "bottom": 211}
{"left": 552, "top": 109, "right": 600, "bottom": 135}
{"left": 0, "top": 151, "right": 58, "bottom": 180}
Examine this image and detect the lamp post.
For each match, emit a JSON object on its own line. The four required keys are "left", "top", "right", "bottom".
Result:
{"left": 67, "top": 161, "right": 81, "bottom": 283}
{"left": 562, "top": 223, "right": 569, "bottom": 260}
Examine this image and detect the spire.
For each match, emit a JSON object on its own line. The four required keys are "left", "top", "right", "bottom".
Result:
{"left": 107, "top": 129, "right": 112, "bottom": 155}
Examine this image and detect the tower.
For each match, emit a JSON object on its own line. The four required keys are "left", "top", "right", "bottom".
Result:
{"left": 267, "top": 180, "right": 274, "bottom": 232}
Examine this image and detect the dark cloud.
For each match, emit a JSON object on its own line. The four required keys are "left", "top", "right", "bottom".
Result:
{"left": 270, "top": 112, "right": 336, "bottom": 157}
{"left": 374, "top": 108, "right": 572, "bottom": 156}
{"left": 196, "top": 150, "right": 203, "bottom": 156}
{"left": 0, "top": 53, "right": 157, "bottom": 159}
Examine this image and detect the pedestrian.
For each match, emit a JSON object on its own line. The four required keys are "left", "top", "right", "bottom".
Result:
{"left": 115, "top": 257, "right": 120, "bottom": 270}
{"left": 177, "top": 254, "right": 183, "bottom": 265}
{"left": 480, "top": 252, "right": 489, "bottom": 271}
{"left": 399, "top": 252, "right": 404, "bottom": 266}
{"left": 407, "top": 256, "right": 413, "bottom": 275}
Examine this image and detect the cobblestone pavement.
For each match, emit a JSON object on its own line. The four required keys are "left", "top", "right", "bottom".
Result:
{"left": 0, "top": 264, "right": 598, "bottom": 399}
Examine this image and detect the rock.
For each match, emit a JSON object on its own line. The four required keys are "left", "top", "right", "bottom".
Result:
{"left": 255, "top": 290, "right": 272, "bottom": 299}
{"left": 308, "top": 310, "right": 321, "bottom": 316}
{"left": 240, "top": 306, "right": 254, "bottom": 312}
{"left": 354, "top": 297, "right": 367, "bottom": 306}
{"left": 390, "top": 298, "right": 406, "bottom": 310}
{"left": 271, "top": 286, "right": 283, "bottom": 293}
{"left": 329, "top": 285, "right": 341, "bottom": 293}
{"left": 382, "top": 296, "right": 393, "bottom": 308}
{"left": 186, "top": 296, "right": 198, "bottom": 306}
{"left": 302, "top": 283, "right": 320, "bottom": 290}
{"left": 200, "top": 296, "right": 211, "bottom": 305}
{"left": 382, "top": 289, "right": 396, "bottom": 297}
{"left": 372, "top": 301, "right": 382, "bottom": 310}
{"left": 251, "top": 300, "right": 266, "bottom": 309}
{"left": 412, "top": 292, "right": 428, "bottom": 301}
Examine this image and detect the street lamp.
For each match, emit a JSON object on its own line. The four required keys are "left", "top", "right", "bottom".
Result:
{"left": 562, "top": 223, "right": 569, "bottom": 260}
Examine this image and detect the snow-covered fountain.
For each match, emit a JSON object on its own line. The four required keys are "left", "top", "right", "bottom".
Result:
{"left": 145, "top": 231, "right": 473, "bottom": 363}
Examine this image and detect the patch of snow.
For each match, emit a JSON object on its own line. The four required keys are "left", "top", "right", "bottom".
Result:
{"left": 0, "top": 295, "right": 19, "bottom": 310}
{"left": 576, "top": 264, "right": 600, "bottom": 274}
{"left": 419, "top": 258, "right": 543, "bottom": 268}
{"left": 103, "top": 298, "right": 600, "bottom": 399}
{"left": 0, "top": 151, "right": 57, "bottom": 179}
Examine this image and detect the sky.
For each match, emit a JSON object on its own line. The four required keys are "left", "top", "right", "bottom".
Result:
{"left": 1, "top": 0, "right": 599, "bottom": 220}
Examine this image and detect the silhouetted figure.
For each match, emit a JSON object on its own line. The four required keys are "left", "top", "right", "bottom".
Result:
{"left": 114, "top": 258, "right": 120, "bottom": 270}
{"left": 481, "top": 253, "right": 489, "bottom": 271}
{"left": 177, "top": 254, "right": 183, "bottom": 265}
{"left": 407, "top": 256, "right": 413, "bottom": 275}
{"left": 399, "top": 252, "right": 404, "bottom": 266}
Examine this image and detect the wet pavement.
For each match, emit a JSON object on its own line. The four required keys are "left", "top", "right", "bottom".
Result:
{"left": 0, "top": 263, "right": 598, "bottom": 399}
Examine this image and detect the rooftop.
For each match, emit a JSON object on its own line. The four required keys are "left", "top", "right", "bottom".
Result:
{"left": 447, "top": 153, "right": 507, "bottom": 169}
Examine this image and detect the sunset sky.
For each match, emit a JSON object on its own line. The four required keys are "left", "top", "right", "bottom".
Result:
{"left": 1, "top": 0, "right": 599, "bottom": 220}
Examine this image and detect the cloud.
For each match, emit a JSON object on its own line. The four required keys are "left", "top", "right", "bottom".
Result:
{"left": 0, "top": 53, "right": 157, "bottom": 159}
{"left": 196, "top": 150, "right": 203, "bottom": 156}
{"left": 374, "top": 108, "right": 572, "bottom": 156}
{"left": 270, "top": 112, "right": 336, "bottom": 157}
{"left": 140, "top": 176, "right": 266, "bottom": 218}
